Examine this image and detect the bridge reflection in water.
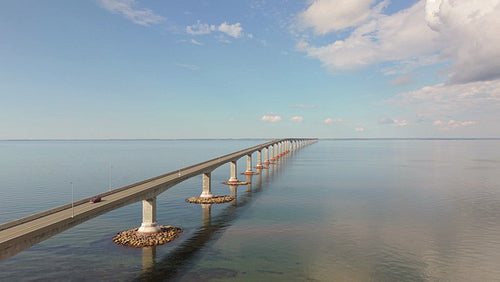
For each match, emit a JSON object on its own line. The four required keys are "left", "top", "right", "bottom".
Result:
{"left": 138, "top": 147, "right": 291, "bottom": 281}
{"left": 0, "top": 139, "right": 316, "bottom": 262}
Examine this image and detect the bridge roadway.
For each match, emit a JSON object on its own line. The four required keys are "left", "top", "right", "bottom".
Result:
{"left": 0, "top": 138, "right": 315, "bottom": 262}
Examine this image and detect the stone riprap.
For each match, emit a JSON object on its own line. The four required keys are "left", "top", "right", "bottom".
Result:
{"left": 185, "top": 195, "right": 233, "bottom": 204}
{"left": 113, "top": 225, "right": 182, "bottom": 247}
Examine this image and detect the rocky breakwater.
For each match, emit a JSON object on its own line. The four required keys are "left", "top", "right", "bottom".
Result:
{"left": 113, "top": 225, "right": 182, "bottom": 247}
{"left": 185, "top": 195, "right": 233, "bottom": 204}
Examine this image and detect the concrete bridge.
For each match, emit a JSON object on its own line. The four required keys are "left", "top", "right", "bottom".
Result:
{"left": 0, "top": 138, "right": 317, "bottom": 262}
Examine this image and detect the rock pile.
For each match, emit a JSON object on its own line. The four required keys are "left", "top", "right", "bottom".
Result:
{"left": 222, "top": 181, "right": 249, "bottom": 185}
{"left": 113, "top": 225, "right": 182, "bottom": 247}
{"left": 185, "top": 195, "right": 233, "bottom": 204}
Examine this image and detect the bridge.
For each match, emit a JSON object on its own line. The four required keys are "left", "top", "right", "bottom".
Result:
{"left": 0, "top": 138, "right": 317, "bottom": 262}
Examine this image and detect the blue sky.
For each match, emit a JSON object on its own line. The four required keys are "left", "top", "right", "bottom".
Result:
{"left": 1, "top": 0, "right": 499, "bottom": 139}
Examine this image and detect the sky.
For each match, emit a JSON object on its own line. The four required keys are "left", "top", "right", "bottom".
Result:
{"left": 1, "top": 0, "right": 499, "bottom": 139}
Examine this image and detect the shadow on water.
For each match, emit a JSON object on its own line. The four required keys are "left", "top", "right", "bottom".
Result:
{"left": 136, "top": 154, "right": 292, "bottom": 281}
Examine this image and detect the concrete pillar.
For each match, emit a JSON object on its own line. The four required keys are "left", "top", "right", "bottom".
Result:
{"left": 227, "top": 160, "right": 239, "bottom": 183}
{"left": 243, "top": 154, "right": 257, "bottom": 175}
{"left": 270, "top": 145, "right": 275, "bottom": 162}
{"left": 138, "top": 197, "right": 161, "bottom": 233}
{"left": 264, "top": 147, "right": 270, "bottom": 165}
{"left": 255, "top": 150, "right": 264, "bottom": 169}
{"left": 199, "top": 172, "right": 213, "bottom": 198}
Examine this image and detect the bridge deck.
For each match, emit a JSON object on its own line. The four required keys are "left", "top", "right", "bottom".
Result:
{"left": 0, "top": 139, "right": 312, "bottom": 261}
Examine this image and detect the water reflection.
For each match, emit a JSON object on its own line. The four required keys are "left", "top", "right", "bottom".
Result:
{"left": 230, "top": 185, "right": 238, "bottom": 207}
{"left": 137, "top": 154, "right": 292, "bottom": 281}
{"left": 142, "top": 246, "right": 156, "bottom": 273}
{"left": 201, "top": 204, "right": 211, "bottom": 228}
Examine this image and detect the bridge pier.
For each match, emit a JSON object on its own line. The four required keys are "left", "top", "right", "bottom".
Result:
{"left": 199, "top": 172, "right": 213, "bottom": 199}
{"left": 243, "top": 154, "right": 258, "bottom": 175}
{"left": 270, "top": 145, "right": 276, "bottom": 163}
{"left": 226, "top": 160, "right": 240, "bottom": 184}
{"left": 255, "top": 150, "right": 264, "bottom": 169}
{"left": 263, "top": 147, "right": 270, "bottom": 166}
{"left": 138, "top": 197, "right": 161, "bottom": 233}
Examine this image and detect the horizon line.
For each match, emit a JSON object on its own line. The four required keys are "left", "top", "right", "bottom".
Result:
{"left": 1, "top": 137, "right": 499, "bottom": 141}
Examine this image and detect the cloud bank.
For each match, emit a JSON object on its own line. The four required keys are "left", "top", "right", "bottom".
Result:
{"left": 296, "top": 0, "right": 500, "bottom": 84}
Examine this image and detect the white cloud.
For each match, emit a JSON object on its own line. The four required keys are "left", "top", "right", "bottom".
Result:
{"left": 290, "top": 116, "right": 304, "bottom": 122}
{"left": 394, "top": 120, "right": 409, "bottom": 127}
{"left": 296, "top": 0, "right": 500, "bottom": 84}
{"left": 218, "top": 22, "right": 243, "bottom": 38}
{"left": 261, "top": 114, "right": 282, "bottom": 122}
{"left": 186, "top": 20, "right": 215, "bottom": 35}
{"left": 186, "top": 21, "right": 245, "bottom": 39}
{"left": 433, "top": 120, "right": 476, "bottom": 130}
{"left": 388, "top": 79, "right": 500, "bottom": 118}
{"left": 355, "top": 127, "right": 365, "bottom": 132}
{"left": 99, "top": 0, "right": 165, "bottom": 26}
{"left": 190, "top": 39, "right": 203, "bottom": 45}
{"left": 323, "top": 118, "right": 343, "bottom": 124}
{"left": 379, "top": 118, "right": 409, "bottom": 126}
{"left": 296, "top": 1, "right": 441, "bottom": 72}
{"left": 425, "top": 0, "right": 500, "bottom": 84}
{"left": 298, "top": 0, "right": 380, "bottom": 34}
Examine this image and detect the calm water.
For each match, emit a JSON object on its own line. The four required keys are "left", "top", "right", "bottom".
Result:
{"left": 1, "top": 139, "right": 500, "bottom": 281}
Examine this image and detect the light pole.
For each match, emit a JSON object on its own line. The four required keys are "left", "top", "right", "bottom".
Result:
{"left": 109, "top": 164, "right": 113, "bottom": 191}
{"left": 71, "top": 182, "right": 74, "bottom": 218}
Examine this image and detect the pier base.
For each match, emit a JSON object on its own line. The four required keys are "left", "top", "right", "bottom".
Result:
{"left": 185, "top": 195, "right": 233, "bottom": 204}
{"left": 113, "top": 226, "right": 182, "bottom": 247}
{"left": 224, "top": 160, "right": 249, "bottom": 185}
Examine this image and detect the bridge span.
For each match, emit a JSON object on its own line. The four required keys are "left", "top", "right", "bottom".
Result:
{"left": 0, "top": 138, "right": 317, "bottom": 262}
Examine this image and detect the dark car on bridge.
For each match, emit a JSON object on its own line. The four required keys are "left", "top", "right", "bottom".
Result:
{"left": 89, "top": 196, "right": 101, "bottom": 203}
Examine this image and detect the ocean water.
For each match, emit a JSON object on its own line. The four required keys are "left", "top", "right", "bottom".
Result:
{"left": 1, "top": 139, "right": 500, "bottom": 281}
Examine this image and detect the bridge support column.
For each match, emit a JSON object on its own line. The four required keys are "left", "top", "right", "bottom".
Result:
{"left": 138, "top": 197, "right": 161, "bottom": 233}
{"left": 243, "top": 154, "right": 258, "bottom": 175}
{"left": 227, "top": 160, "right": 239, "bottom": 183}
{"left": 264, "top": 147, "right": 270, "bottom": 166}
{"left": 255, "top": 150, "right": 264, "bottom": 169}
{"left": 270, "top": 145, "right": 276, "bottom": 162}
{"left": 199, "top": 172, "right": 213, "bottom": 198}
